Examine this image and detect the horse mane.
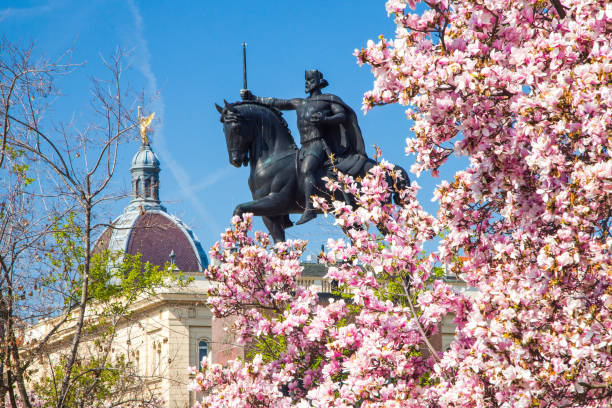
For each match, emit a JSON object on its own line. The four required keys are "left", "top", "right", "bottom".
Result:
{"left": 226, "top": 101, "right": 293, "bottom": 138}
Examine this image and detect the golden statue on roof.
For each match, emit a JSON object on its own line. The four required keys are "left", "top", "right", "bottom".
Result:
{"left": 137, "top": 107, "right": 156, "bottom": 145}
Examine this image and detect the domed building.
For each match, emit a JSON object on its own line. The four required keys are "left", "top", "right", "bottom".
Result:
{"left": 88, "top": 138, "right": 216, "bottom": 407}
{"left": 93, "top": 139, "right": 208, "bottom": 272}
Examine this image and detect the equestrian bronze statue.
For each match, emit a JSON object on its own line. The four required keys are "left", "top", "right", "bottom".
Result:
{"left": 215, "top": 69, "right": 409, "bottom": 242}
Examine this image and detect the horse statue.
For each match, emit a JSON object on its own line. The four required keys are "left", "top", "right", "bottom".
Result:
{"left": 215, "top": 100, "right": 409, "bottom": 242}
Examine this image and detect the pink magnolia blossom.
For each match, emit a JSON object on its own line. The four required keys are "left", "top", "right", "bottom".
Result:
{"left": 355, "top": 0, "right": 611, "bottom": 406}
{"left": 192, "top": 1, "right": 611, "bottom": 407}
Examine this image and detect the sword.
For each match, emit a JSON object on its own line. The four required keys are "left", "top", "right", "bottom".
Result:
{"left": 241, "top": 42, "right": 248, "bottom": 98}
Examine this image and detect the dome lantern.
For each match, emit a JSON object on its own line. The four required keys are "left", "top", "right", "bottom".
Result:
{"left": 128, "top": 142, "right": 163, "bottom": 211}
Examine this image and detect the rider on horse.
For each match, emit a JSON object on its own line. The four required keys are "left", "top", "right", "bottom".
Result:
{"left": 241, "top": 69, "right": 367, "bottom": 225}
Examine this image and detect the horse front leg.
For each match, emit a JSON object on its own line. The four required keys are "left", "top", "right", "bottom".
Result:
{"left": 234, "top": 170, "right": 297, "bottom": 241}
{"left": 235, "top": 170, "right": 297, "bottom": 217}
{"left": 233, "top": 192, "right": 290, "bottom": 218}
{"left": 233, "top": 194, "right": 292, "bottom": 243}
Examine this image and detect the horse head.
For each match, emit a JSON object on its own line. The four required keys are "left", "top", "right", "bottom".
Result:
{"left": 216, "top": 100, "right": 251, "bottom": 168}
{"left": 216, "top": 100, "right": 296, "bottom": 169}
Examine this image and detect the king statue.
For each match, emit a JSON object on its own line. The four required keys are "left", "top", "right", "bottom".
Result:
{"left": 241, "top": 69, "right": 367, "bottom": 225}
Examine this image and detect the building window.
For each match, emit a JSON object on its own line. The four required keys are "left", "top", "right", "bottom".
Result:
{"left": 152, "top": 179, "right": 159, "bottom": 200}
{"left": 198, "top": 340, "right": 208, "bottom": 368}
{"left": 144, "top": 178, "right": 151, "bottom": 198}
{"left": 135, "top": 179, "right": 140, "bottom": 197}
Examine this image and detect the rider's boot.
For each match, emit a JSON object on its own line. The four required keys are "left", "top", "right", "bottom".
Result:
{"left": 296, "top": 176, "right": 317, "bottom": 225}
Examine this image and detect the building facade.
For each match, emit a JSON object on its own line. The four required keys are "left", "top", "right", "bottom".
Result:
{"left": 27, "top": 138, "right": 333, "bottom": 407}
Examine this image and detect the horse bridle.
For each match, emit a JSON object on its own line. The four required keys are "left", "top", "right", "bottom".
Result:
{"left": 225, "top": 116, "right": 251, "bottom": 166}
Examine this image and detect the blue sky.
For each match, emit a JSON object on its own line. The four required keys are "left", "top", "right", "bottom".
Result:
{"left": 4, "top": 0, "right": 463, "bottom": 259}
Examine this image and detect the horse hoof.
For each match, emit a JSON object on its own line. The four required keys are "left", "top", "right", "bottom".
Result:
{"left": 296, "top": 211, "right": 317, "bottom": 225}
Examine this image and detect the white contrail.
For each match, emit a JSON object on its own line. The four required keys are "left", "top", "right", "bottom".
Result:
{"left": 190, "top": 165, "right": 234, "bottom": 193}
{"left": 126, "top": 0, "right": 222, "bottom": 241}
{"left": 1, "top": 2, "right": 54, "bottom": 18}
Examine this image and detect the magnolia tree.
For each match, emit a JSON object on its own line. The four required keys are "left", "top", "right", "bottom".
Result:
{"left": 191, "top": 1, "right": 611, "bottom": 407}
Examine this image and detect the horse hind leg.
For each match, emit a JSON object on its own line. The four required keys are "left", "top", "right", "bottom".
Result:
{"left": 262, "top": 215, "right": 286, "bottom": 243}
{"left": 358, "top": 158, "right": 411, "bottom": 205}
{"left": 392, "top": 165, "right": 411, "bottom": 205}
{"left": 282, "top": 214, "right": 293, "bottom": 229}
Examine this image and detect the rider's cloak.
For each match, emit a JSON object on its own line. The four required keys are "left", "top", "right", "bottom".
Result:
{"left": 312, "top": 94, "right": 366, "bottom": 158}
